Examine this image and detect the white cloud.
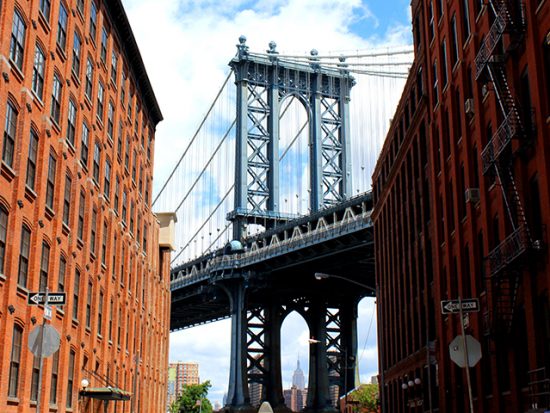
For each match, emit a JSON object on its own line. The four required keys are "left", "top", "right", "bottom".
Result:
{"left": 122, "top": 0, "right": 410, "bottom": 405}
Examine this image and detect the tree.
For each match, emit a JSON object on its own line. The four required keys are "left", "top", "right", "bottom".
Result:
{"left": 172, "top": 381, "right": 214, "bottom": 413}
{"left": 348, "top": 384, "right": 379, "bottom": 413}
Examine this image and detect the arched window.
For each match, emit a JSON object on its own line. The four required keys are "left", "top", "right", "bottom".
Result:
{"left": 8, "top": 324, "right": 24, "bottom": 397}
{"left": 9, "top": 10, "right": 26, "bottom": 70}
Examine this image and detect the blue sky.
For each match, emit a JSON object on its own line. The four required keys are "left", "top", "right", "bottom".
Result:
{"left": 122, "top": 0, "right": 412, "bottom": 406}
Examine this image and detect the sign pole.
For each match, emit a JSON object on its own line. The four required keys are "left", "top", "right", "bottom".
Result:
{"left": 35, "top": 289, "right": 49, "bottom": 413}
{"left": 458, "top": 296, "right": 475, "bottom": 413}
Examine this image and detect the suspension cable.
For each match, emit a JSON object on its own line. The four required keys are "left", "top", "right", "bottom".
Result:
{"left": 173, "top": 120, "right": 236, "bottom": 213}
{"left": 250, "top": 47, "right": 413, "bottom": 60}
{"left": 152, "top": 70, "right": 233, "bottom": 207}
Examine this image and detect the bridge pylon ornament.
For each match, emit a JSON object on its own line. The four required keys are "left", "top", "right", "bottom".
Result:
{"left": 228, "top": 37, "right": 356, "bottom": 240}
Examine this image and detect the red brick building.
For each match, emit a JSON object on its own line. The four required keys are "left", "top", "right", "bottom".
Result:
{"left": 0, "top": 1, "right": 173, "bottom": 412}
{"left": 372, "top": 0, "right": 550, "bottom": 412}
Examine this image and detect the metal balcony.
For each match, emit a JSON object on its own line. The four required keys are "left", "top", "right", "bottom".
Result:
{"left": 481, "top": 108, "right": 521, "bottom": 173}
{"left": 475, "top": 3, "right": 507, "bottom": 79}
{"left": 486, "top": 225, "right": 530, "bottom": 277}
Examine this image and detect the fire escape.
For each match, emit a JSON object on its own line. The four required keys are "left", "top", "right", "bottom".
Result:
{"left": 474, "top": 1, "right": 537, "bottom": 337}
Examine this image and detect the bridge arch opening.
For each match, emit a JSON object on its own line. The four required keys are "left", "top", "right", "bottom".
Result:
{"left": 278, "top": 94, "right": 310, "bottom": 216}
{"left": 356, "top": 296, "right": 378, "bottom": 384}
{"left": 280, "top": 310, "right": 310, "bottom": 411}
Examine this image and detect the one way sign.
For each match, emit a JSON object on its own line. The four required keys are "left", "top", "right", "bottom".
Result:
{"left": 28, "top": 292, "right": 66, "bottom": 306}
{"left": 440, "top": 298, "right": 479, "bottom": 314}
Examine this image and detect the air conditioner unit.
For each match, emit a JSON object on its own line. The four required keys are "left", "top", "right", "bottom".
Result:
{"left": 465, "top": 188, "right": 480, "bottom": 204}
{"left": 464, "top": 98, "right": 474, "bottom": 117}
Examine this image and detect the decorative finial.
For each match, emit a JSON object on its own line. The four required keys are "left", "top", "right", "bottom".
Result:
{"left": 268, "top": 41, "right": 277, "bottom": 53}
{"left": 309, "top": 49, "right": 320, "bottom": 71}
{"left": 236, "top": 35, "right": 249, "bottom": 59}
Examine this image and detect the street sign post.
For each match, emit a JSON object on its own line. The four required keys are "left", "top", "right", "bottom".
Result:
{"left": 28, "top": 292, "right": 66, "bottom": 305}
{"left": 440, "top": 298, "right": 479, "bottom": 314}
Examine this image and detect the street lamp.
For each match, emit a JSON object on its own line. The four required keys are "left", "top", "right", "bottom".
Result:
{"left": 313, "top": 272, "right": 376, "bottom": 294}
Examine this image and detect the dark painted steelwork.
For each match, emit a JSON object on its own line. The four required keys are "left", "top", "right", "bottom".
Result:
{"left": 228, "top": 36, "right": 355, "bottom": 240}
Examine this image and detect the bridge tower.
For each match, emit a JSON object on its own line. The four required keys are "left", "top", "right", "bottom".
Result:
{"left": 228, "top": 36, "right": 355, "bottom": 240}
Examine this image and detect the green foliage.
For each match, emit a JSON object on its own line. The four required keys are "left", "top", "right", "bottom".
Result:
{"left": 172, "top": 381, "right": 214, "bottom": 413}
{"left": 348, "top": 383, "right": 379, "bottom": 412}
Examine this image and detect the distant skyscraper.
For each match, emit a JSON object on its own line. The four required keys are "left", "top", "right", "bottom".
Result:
{"left": 167, "top": 361, "right": 200, "bottom": 406}
{"left": 292, "top": 359, "right": 306, "bottom": 390}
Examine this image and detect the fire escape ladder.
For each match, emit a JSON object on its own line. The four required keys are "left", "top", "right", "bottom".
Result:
{"left": 492, "top": 272, "right": 520, "bottom": 335}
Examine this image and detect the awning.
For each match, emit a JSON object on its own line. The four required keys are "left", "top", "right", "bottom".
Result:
{"left": 79, "top": 387, "right": 132, "bottom": 401}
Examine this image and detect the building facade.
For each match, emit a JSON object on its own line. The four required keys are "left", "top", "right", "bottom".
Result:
{"left": 0, "top": 1, "right": 171, "bottom": 412}
{"left": 167, "top": 361, "right": 200, "bottom": 405}
{"left": 372, "top": 0, "right": 550, "bottom": 412}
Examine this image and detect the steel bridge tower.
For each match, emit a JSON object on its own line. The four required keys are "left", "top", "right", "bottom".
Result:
{"left": 228, "top": 36, "right": 355, "bottom": 240}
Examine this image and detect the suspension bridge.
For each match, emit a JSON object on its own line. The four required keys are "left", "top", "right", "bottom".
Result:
{"left": 154, "top": 37, "right": 413, "bottom": 413}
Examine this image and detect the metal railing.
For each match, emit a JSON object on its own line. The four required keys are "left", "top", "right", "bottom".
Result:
{"left": 475, "top": 3, "right": 507, "bottom": 79}
{"left": 480, "top": 108, "right": 521, "bottom": 173}
{"left": 486, "top": 225, "right": 530, "bottom": 276}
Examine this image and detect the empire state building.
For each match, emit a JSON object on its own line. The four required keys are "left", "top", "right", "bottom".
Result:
{"left": 292, "top": 360, "right": 306, "bottom": 390}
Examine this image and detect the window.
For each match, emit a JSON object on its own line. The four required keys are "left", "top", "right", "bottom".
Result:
{"left": 450, "top": 15, "right": 459, "bottom": 67}
{"left": 109, "top": 299, "right": 113, "bottom": 341}
{"left": 72, "top": 32, "right": 81, "bottom": 75}
{"left": 112, "top": 234, "right": 117, "bottom": 278}
{"left": 145, "top": 177, "right": 150, "bottom": 206}
{"left": 97, "top": 81, "right": 104, "bottom": 121}
{"left": 130, "top": 201, "right": 135, "bottom": 233}
{"left": 107, "top": 102, "right": 114, "bottom": 139}
{"left": 56, "top": 3, "right": 68, "bottom": 51}
{"left": 98, "top": 291, "right": 104, "bottom": 336}
{"left": 124, "top": 137, "right": 130, "bottom": 169}
{"left": 51, "top": 74, "right": 62, "bottom": 124}
{"left": 76, "top": 0, "right": 84, "bottom": 14}
{"left": 132, "top": 149, "right": 137, "bottom": 182}
{"left": 104, "top": 160, "right": 111, "bottom": 198}
{"left": 67, "top": 100, "right": 77, "bottom": 146}
{"left": 91, "top": 208, "right": 97, "bottom": 254}
{"left": 89, "top": 2, "right": 97, "bottom": 41}
{"left": 9, "top": 10, "right": 26, "bottom": 70}
{"left": 432, "top": 59, "right": 439, "bottom": 106}
{"left": 441, "top": 39, "right": 448, "bottom": 87}
{"left": 49, "top": 350, "right": 59, "bottom": 404}
{"left": 40, "top": 0, "right": 51, "bottom": 20}
{"left": 93, "top": 143, "right": 101, "bottom": 183}
{"left": 80, "top": 122, "right": 89, "bottom": 166}
{"left": 114, "top": 176, "right": 119, "bottom": 212}
{"left": 72, "top": 269, "right": 80, "bottom": 319}
{"left": 39, "top": 242, "right": 50, "bottom": 291}
{"left": 100, "top": 27, "right": 108, "bottom": 63}
{"left": 86, "top": 281, "right": 92, "bottom": 328}
{"left": 58, "top": 256, "right": 66, "bottom": 291}
{"left": 8, "top": 325, "right": 23, "bottom": 397}
{"left": 63, "top": 175, "right": 72, "bottom": 226}
{"left": 32, "top": 45, "right": 46, "bottom": 99}
{"left": 121, "top": 70, "right": 127, "bottom": 106}
{"left": 111, "top": 51, "right": 118, "bottom": 84}
{"left": 428, "top": 1, "right": 434, "bottom": 42}
{"left": 85, "top": 58, "right": 93, "bottom": 99}
{"left": 78, "top": 192, "right": 85, "bottom": 240}
{"left": 462, "top": 0, "right": 471, "bottom": 42}
{"left": 117, "top": 121, "right": 123, "bottom": 157}
{"left": 26, "top": 129, "right": 39, "bottom": 189}
{"left": 3, "top": 101, "right": 18, "bottom": 167}
{"left": 46, "top": 153, "right": 56, "bottom": 209}
{"left": 0, "top": 207, "right": 7, "bottom": 274}
{"left": 30, "top": 356, "right": 41, "bottom": 401}
{"left": 101, "top": 222, "right": 107, "bottom": 265}
{"left": 122, "top": 191, "right": 127, "bottom": 223}
{"left": 66, "top": 350, "right": 75, "bottom": 407}
{"left": 18, "top": 225, "right": 31, "bottom": 287}
{"left": 117, "top": 307, "right": 122, "bottom": 346}
{"left": 143, "top": 224, "right": 147, "bottom": 252}
{"left": 544, "top": 35, "right": 550, "bottom": 116}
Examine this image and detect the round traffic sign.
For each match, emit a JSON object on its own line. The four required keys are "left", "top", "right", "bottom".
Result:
{"left": 28, "top": 325, "right": 61, "bottom": 357}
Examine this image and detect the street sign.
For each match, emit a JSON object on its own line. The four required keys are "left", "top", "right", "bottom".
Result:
{"left": 449, "top": 335, "right": 482, "bottom": 368}
{"left": 28, "top": 292, "right": 66, "bottom": 305}
{"left": 43, "top": 304, "right": 53, "bottom": 320}
{"left": 440, "top": 298, "right": 479, "bottom": 314}
{"left": 28, "top": 325, "right": 61, "bottom": 357}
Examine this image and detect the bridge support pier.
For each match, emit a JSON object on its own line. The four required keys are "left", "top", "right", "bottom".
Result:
{"left": 223, "top": 280, "right": 255, "bottom": 413}
{"left": 306, "top": 300, "right": 338, "bottom": 413}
